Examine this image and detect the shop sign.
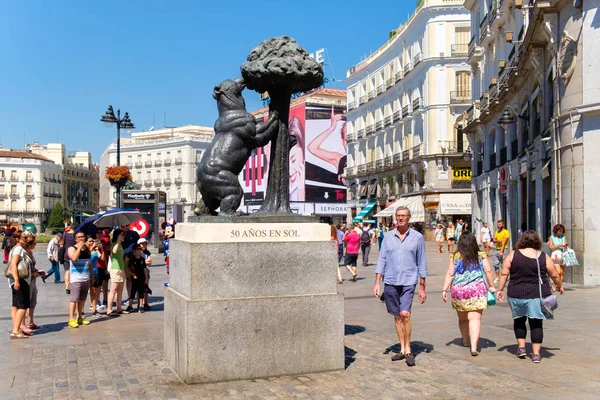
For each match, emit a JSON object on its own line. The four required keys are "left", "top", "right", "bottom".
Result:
{"left": 452, "top": 167, "right": 472, "bottom": 181}
{"left": 315, "top": 203, "right": 347, "bottom": 215}
{"left": 123, "top": 192, "right": 155, "bottom": 201}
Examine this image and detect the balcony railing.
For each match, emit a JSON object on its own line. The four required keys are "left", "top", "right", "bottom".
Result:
{"left": 393, "top": 110, "right": 401, "bottom": 121}
{"left": 154, "top": 160, "right": 162, "bottom": 167}
{"left": 489, "top": 2, "right": 498, "bottom": 26}
{"left": 0, "top": 176, "right": 5, "bottom": 181}
{"left": 402, "top": 105, "right": 410, "bottom": 118}
{"left": 375, "top": 121, "right": 384, "bottom": 131}
{"left": 175, "top": 177, "right": 183, "bottom": 185}
{"left": 357, "top": 128, "right": 365, "bottom": 138}
{"left": 404, "top": 62, "right": 412, "bottom": 73}
{"left": 489, "top": 83, "right": 498, "bottom": 101}
{"left": 450, "top": 91, "right": 471, "bottom": 104}
{"left": 368, "top": 90, "right": 376, "bottom": 100}
{"left": 386, "top": 78, "right": 393, "bottom": 89}
{"left": 144, "top": 160, "right": 152, "bottom": 167}
{"left": 163, "top": 158, "right": 172, "bottom": 166}
{"left": 394, "top": 71, "right": 403, "bottom": 83}
{"left": 384, "top": 156, "right": 393, "bottom": 168}
{"left": 134, "top": 161, "right": 143, "bottom": 168}
{"left": 393, "top": 153, "right": 402, "bottom": 164}
{"left": 126, "top": 162, "right": 134, "bottom": 169}
{"left": 403, "top": 149, "right": 410, "bottom": 160}
{"left": 439, "top": 141, "right": 458, "bottom": 154}
{"left": 365, "top": 125, "right": 374, "bottom": 135}
{"left": 468, "top": 36, "right": 477, "bottom": 59}
{"left": 345, "top": 166, "right": 356, "bottom": 176}
{"left": 25, "top": 193, "right": 34, "bottom": 199}
{"left": 25, "top": 177, "right": 34, "bottom": 182}
{"left": 499, "top": 146, "right": 507, "bottom": 165}
{"left": 376, "top": 159, "right": 384, "bottom": 171}
{"left": 479, "top": 14, "right": 489, "bottom": 43}
{"left": 367, "top": 161, "right": 376, "bottom": 172}
{"left": 174, "top": 158, "right": 183, "bottom": 165}
{"left": 144, "top": 179, "right": 152, "bottom": 186}
{"left": 413, "top": 52, "right": 422, "bottom": 65}
{"left": 377, "top": 85, "right": 385, "bottom": 95}
{"left": 384, "top": 116, "right": 392, "bottom": 127}
{"left": 9, "top": 193, "right": 19, "bottom": 198}
{"left": 451, "top": 44, "right": 468, "bottom": 57}
{"left": 164, "top": 178, "right": 172, "bottom": 185}
{"left": 359, "top": 95, "right": 366, "bottom": 105}
{"left": 153, "top": 179, "right": 162, "bottom": 186}
{"left": 480, "top": 94, "right": 489, "bottom": 111}
{"left": 412, "top": 98, "right": 422, "bottom": 111}
{"left": 357, "top": 165, "right": 366, "bottom": 174}
{"left": 412, "top": 143, "right": 423, "bottom": 158}
{"left": 0, "top": 193, "right": 6, "bottom": 199}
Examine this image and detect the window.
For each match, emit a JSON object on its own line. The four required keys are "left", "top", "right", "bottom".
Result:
{"left": 147, "top": 153, "right": 151, "bottom": 160}
{"left": 455, "top": 27, "right": 470, "bottom": 46}
{"left": 166, "top": 170, "right": 171, "bottom": 178}
{"left": 26, "top": 200, "right": 32, "bottom": 212}
{"left": 137, "top": 172, "right": 142, "bottom": 181}
{"left": 0, "top": 200, "right": 3, "bottom": 210}
{"left": 26, "top": 171, "right": 33, "bottom": 181}
{"left": 10, "top": 170, "right": 17, "bottom": 180}
{"left": 26, "top": 185, "right": 33, "bottom": 196}
{"left": 177, "top": 150, "right": 182, "bottom": 159}
{"left": 11, "top": 200, "right": 16, "bottom": 211}
{"left": 195, "top": 150, "right": 203, "bottom": 163}
{"left": 166, "top": 151, "right": 171, "bottom": 159}
{"left": 11, "top": 185, "right": 17, "bottom": 195}
{"left": 456, "top": 71, "right": 471, "bottom": 99}
{"left": 177, "top": 169, "right": 182, "bottom": 178}
{"left": 127, "top": 155, "right": 132, "bottom": 162}
{"left": 156, "top": 170, "right": 161, "bottom": 178}
{"left": 0, "top": 186, "right": 4, "bottom": 194}
{"left": 137, "top": 154, "right": 142, "bottom": 160}
{"left": 156, "top": 152, "right": 161, "bottom": 160}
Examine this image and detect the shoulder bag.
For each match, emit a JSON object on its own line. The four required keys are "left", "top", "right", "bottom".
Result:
{"left": 477, "top": 257, "right": 496, "bottom": 306}
{"left": 4, "top": 253, "right": 30, "bottom": 280}
{"left": 536, "top": 251, "right": 558, "bottom": 319}
{"left": 563, "top": 249, "right": 579, "bottom": 267}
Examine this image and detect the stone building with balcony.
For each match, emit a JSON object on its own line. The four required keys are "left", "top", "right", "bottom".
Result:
{"left": 99, "top": 125, "right": 214, "bottom": 220}
{"left": 0, "top": 149, "right": 63, "bottom": 232}
{"left": 344, "top": 0, "right": 472, "bottom": 239}
{"left": 463, "top": 0, "right": 600, "bottom": 285}
{"left": 28, "top": 143, "right": 99, "bottom": 215}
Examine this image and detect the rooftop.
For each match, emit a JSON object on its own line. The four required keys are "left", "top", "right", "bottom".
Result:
{"left": 0, "top": 149, "right": 54, "bottom": 162}
{"left": 251, "top": 88, "right": 347, "bottom": 116}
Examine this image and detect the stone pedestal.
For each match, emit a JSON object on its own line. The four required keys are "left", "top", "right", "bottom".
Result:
{"left": 164, "top": 222, "right": 344, "bottom": 384}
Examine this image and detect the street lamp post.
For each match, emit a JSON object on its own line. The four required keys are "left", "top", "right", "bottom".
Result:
{"left": 101, "top": 105, "right": 135, "bottom": 208}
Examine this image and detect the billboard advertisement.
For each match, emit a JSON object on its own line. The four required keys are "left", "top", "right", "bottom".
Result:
{"left": 239, "top": 103, "right": 347, "bottom": 211}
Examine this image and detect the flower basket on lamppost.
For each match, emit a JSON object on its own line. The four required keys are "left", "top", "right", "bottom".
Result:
{"left": 105, "top": 165, "right": 132, "bottom": 207}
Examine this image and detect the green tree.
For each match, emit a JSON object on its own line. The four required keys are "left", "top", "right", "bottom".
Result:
{"left": 47, "top": 202, "right": 66, "bottom": 232}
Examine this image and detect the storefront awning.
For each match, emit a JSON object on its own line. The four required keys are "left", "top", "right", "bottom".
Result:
{"left": 353, "top": 200, "right": 377, "bottom": 221}
{"left": 439, "top": 193, "right": 472, "bottom": 214}
{"left": 374, "top": 196, "right": 425, "bottom": 223}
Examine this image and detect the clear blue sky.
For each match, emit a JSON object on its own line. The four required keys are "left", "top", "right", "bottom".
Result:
{"left": 0, "top": 0, "right": 417, "bottom": 161}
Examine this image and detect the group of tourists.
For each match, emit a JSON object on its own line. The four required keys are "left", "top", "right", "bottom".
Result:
{"left": 5, "top": 223, "right": 153, "bottom": 339}
{"left": 332, "top": 221, "right": 384, "bottom": 284}
{"left": 434, "top": 219, "right": 470, "bottom": 254}
{"left": 373, "top": 207, "right": 566, "bottom": 366}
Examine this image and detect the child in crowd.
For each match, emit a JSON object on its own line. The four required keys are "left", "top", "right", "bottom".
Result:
{"left": 138, "top": 238, "right": 153, "bottom": 311}
{"left": 125, "top": 244, "right": 148, "bottom": 313}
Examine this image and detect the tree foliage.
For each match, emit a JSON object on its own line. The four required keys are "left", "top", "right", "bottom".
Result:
{"left": 47, "top": 202, "right": 66, "bottom": 231}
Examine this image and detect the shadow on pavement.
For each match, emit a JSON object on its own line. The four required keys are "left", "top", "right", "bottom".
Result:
{"left": 147, "top": 295, "right": 164, "bottom": 311}
{"left": 32, "top": 321, "right": 67, "bottom": 335}
{"left": 344, "top": 325, "right": 366, "bottom": 335}
{"left": 383, "top": 341, "right": 434, "bottom": 357}
{"left": 344, "top": 346, "right": 357, "bottom": 369}
{"left": 497, "top": 343, "right": 559, "bottom": 358}
{"left": 446, "top": 337, "right": 497, "bottom": 349}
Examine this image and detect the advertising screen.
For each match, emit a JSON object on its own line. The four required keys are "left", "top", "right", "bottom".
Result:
{"left": 239, "top": 103, "right": 347, "bottom": 210}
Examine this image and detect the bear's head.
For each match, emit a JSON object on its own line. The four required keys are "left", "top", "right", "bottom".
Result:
{"left": 213, "top": 77, "right": 246, "bottom": 112}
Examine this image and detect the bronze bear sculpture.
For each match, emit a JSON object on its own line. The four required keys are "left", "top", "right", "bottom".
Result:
{"left": 194, "top": 77, "right": 279, "bottom": 215}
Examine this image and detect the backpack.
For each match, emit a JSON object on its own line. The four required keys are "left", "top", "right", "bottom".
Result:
{"left": 58, "top": 245, "right": 66, "bottom": 264}
{"left": 360, "top": 229, "right": 371, "bottom": 245}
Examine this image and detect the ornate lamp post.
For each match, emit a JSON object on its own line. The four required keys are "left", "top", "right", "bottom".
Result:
{"left": 101, "top": 105, "right": 135, "bottom": 207}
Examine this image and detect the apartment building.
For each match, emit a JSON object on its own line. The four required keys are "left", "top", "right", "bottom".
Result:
{"left": 28, "top": 143, "right": 100, "bottom": 214}
{"left": 0, "top": 149, "right": 63, "bottom": 232}
{"left": 463, "top": 0, "right": 599, "bottom": 285}
{"left": 344, "top": 0, "right": 471, "bottom": 239}
{"left": 99, "top": 125, "right": 214, "bottom": 220}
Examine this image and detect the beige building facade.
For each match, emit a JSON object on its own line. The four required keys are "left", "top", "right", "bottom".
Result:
{"left": 99, "top": 125, "right": 214, "bottom": 220}
{"left": 344, "top": 0, "right": 472, "bottom": 239}
{"left": 463, "top": 0, "right": 600, "bottom": 285}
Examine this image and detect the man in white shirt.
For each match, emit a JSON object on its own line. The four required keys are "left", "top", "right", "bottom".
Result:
{"left": 45, "top": 233, "right": 63, "bottom": 284}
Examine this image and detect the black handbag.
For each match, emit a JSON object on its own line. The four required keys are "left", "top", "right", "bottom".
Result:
{"left": 536, "top": 251, "right": 558, "bottom": 319}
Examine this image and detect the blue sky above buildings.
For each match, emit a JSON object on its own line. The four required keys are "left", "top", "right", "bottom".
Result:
{"left": 0, "top": 0, "right": 417, "bottom": 161}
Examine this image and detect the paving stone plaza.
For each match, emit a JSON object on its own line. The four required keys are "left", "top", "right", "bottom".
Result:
{"left": 2, "top": 244, "right": 599, "bottom": 399}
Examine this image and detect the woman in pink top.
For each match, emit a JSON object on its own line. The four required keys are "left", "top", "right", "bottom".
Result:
{"left": 342, "top": 224, "right": 360, "bottom": 282}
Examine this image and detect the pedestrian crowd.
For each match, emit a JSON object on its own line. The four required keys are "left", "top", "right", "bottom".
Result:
{"left": 335, "top": 208, "right": 568, "bottom": 367}
{"left": 3, "top": 223, "right": 155, "bottom": 339}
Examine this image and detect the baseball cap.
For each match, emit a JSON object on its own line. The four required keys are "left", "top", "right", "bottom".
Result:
{"left": 137, "top": 238, "right": 147, "bottom": 244}
{"left": 56, "top": 233, "right": 63, "bottom": 239}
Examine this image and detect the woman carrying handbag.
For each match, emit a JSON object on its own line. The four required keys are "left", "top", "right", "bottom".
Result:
{"left": 497, "top": 230, "right": 564, "bottom": 363}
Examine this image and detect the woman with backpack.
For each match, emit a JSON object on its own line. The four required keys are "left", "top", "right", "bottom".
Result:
{"left": 359, "top": 223, "right": 375, "bottom": 267}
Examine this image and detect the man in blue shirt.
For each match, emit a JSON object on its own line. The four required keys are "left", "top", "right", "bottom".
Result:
{"left": 373, "top": 206, "right": 427, "bottom": 367}
{"left": 336, "top": 224, "right": 344, "bottom": 264}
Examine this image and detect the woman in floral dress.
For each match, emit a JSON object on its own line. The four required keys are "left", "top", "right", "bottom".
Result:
{"left": 442, "top": 232, "right": 496, "bottom": 355}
